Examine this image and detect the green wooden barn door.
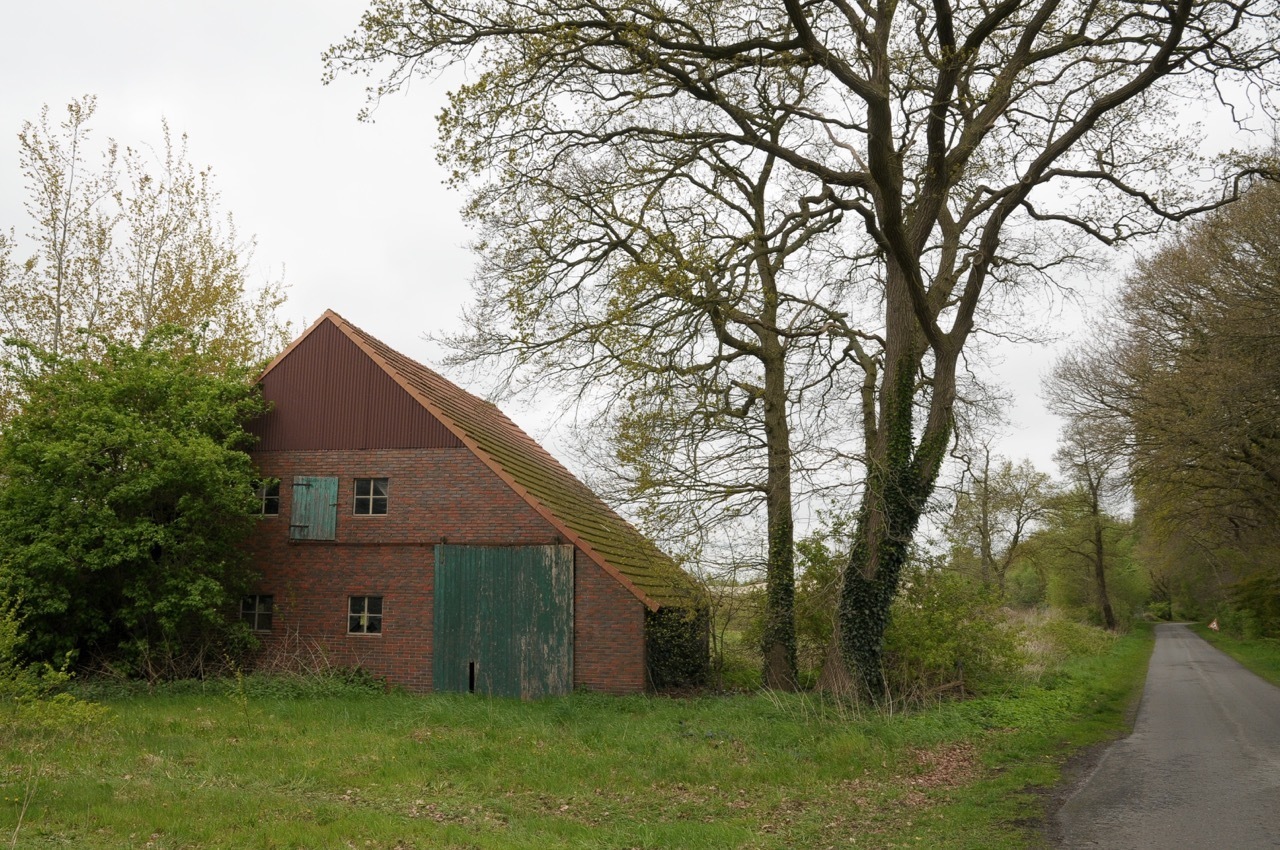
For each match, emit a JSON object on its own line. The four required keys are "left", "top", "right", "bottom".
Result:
{"left": 433, "top": 544, "right": 574, "bottom": 698}
{"left": 290, "top": 476, "right": 338, "bottom": 540}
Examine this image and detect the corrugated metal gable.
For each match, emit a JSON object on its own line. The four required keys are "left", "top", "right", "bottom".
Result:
{"left": 251, "top": 319, "right": 463, "bottom": 451}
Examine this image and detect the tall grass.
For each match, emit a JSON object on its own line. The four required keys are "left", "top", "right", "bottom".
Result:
{"left": 1, "top": 624, "right": 1152, "bottom": 849}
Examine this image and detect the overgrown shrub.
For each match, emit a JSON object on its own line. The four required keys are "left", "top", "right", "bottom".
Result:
{"left": 1018, "top": 610, "right": 1118, "bottom": 676}
{"left": 0, "top": 329, "right": 269, "bottom": 675}
{"left": 793, "top": 517, "right": 848, "bottom": 675}
{"left": 1, "top": 604, "right": 106, "bottom": 731}
{"left": 1217, "top": 605, "right": 1263, "bottom": 640}
{"left": 1224, "top": 571, "right": 1280, "bottom": 638}
{"left": 880, "top": 566, "right": 1024, "bottom": 700}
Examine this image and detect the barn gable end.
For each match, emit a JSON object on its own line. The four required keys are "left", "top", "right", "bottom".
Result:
{"left": 243, "top": 311, "right": 705, "bottom": 695}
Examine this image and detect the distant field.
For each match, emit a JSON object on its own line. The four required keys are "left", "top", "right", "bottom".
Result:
{"left": 2, "top": 630, "right": 1151, "bottom": 850}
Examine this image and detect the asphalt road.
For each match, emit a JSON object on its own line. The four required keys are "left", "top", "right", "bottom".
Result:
{"left": 1054, "top": 623, "right": 1280, "bottom": 848}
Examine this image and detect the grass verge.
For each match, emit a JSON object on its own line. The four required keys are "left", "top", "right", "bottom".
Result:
{"left": 1190, "top": 624, "right": 1280, "bottom": 686}
{"left": 2, "top": 630, "right": 1152, "bottom": 850}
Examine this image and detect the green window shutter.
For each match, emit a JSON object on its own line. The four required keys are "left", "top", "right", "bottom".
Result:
{"left": 290, "top": 476, "right": 338, "bottom": 540}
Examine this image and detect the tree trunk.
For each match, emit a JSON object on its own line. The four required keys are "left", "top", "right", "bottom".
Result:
{"left": 809, "top": 245, "right": 961, "bottom": 698}
{"left": 1092, "top": 509, "right": 1117, "bottom": 630}
{"left": 759, "top": 328, "right": 797, "bottom": 690}
{"left": 836, "top": 350, "right": 954, "bottom": 698}
{"left": 814, "top": 620, "right": 857, "bottom": 699}
{"left": 978, "top": 449, "right": 994, "bottom": 588}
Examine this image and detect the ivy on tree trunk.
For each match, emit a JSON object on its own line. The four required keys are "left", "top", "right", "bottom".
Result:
{"left": 839, "top": 353, "right": 953, "bottom": 699}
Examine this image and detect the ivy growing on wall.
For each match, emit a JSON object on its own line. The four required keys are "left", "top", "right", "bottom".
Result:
{"left": 645, "top": 603, "right": 710, "bottom": 690}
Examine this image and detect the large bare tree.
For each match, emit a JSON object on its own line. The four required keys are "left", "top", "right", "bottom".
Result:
{"left": 328, "top": 0, "right": 1280, "bottom": 695}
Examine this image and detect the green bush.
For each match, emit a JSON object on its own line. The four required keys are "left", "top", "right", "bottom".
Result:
{"left": 645, "top": 603, "right": 711, "bottom": 689}
{"left": 1005, "top": 562, "right": 1047, "bottom": 607}
{"left": 881, "top": 567, "right": 1024, "bottom": 701}
{"left": 0, "top": 330, "right": 269, "bottom": 675}
{"left": 1225, "top": 571, "right": 1280, "bottom": 638}
{"left": 1217, "top": 605, "right": 1264, "bottom": 640}
{"left": 790, "top": 512, "right": 857, "bottom": 679}
{"left": 1, "top": 603, "right": 107, "bottom": 732}
{"left": 1, "top": 602, "right": 67, "bottom": 701}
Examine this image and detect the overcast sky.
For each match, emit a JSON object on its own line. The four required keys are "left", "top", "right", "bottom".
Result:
{"left": 0, "top": 1, "right": 1256, "bottom": 487}
{"left": 0, "top": 1, "right": 471, "bottom": 356}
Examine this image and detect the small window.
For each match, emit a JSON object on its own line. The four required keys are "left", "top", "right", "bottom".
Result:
{"left": 255, "top": 480, "right": 280, "bottom": 516}
{"left": 353, "top": 478, "right": 388, "bottom": 515}
{"left": 348, "top": 596, "right": 383, "bottom": 634}
{"left": 241, "top": 594, "right": 273, "bottom": 631}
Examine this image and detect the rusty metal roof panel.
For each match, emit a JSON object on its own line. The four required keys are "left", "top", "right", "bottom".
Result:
{"left": 251, "top": 319, "right": 462, "bottom": 450}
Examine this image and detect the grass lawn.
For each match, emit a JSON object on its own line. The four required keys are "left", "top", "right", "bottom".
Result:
{"left": 1191, "top": 623, "right": 1280, "bottom": 687}
{"left": 2, "top": 629, "right": 1152, "bottom": 850}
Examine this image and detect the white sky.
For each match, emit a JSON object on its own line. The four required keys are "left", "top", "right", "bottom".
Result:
{"left": 0, "top": 1, "right": 1257, "bottom": 492}
{"left": 0, "top": 1, "right": 472, "bottom": 361}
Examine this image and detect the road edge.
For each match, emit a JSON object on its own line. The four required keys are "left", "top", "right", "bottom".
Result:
{"left": 1038, "top": 622, "right": 1156, "bottom": 847}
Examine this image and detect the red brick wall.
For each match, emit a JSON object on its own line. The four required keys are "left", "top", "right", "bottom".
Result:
{"left": 572, "top": 548, "right": 646, "bottom": 693}
{"left": 245, "top": 447, "right": 647, "bottom": 694}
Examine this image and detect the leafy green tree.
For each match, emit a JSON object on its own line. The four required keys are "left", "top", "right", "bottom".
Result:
{"left": 1048, "top": 175, "right": 1280, "bottom": 628}
{"left": 1029, "top": 509, "right": 1146, "bottom": 627}
{"left": 1009, "top": 422, "right": 1147, "bottom": 628}
{"left": 0, "top": 97, "right": 289, "bottom": 385}
{"left": 328, "top": 0, "right": 1280, "bottom": 697}
{"left": 945, "top": 447, "right": 1050, "bottom": 594}
{"left": 0, "top": 329, "right": 269, "bottom": 676}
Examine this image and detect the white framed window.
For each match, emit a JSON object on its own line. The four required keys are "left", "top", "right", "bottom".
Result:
{"left": 353, "top": 478, "right": 388, "bottom": 515}
{"left": 254, "top": 480, "right": 280, "bottom": 516}
{"left": 241, "top": 595, "right": 273, "bottom": 631}
{"left": 348, "top": 596, "right": 383, "bottom": 634}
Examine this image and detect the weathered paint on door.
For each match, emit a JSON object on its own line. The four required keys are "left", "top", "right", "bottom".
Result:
{"left": 289, "top": 476, "right": 338, "bottom": 540}
{"left": 433, "top": 544, "right": 574, "bottom": 699}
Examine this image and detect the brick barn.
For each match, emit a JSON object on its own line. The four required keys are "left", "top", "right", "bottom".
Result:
{"left": 242, "top": 311, "right": 706, "bottom": 697}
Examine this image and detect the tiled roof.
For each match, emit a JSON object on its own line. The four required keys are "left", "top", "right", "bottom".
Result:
{"left": 264, "top": 311, "right": 701, "bottom": 611}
